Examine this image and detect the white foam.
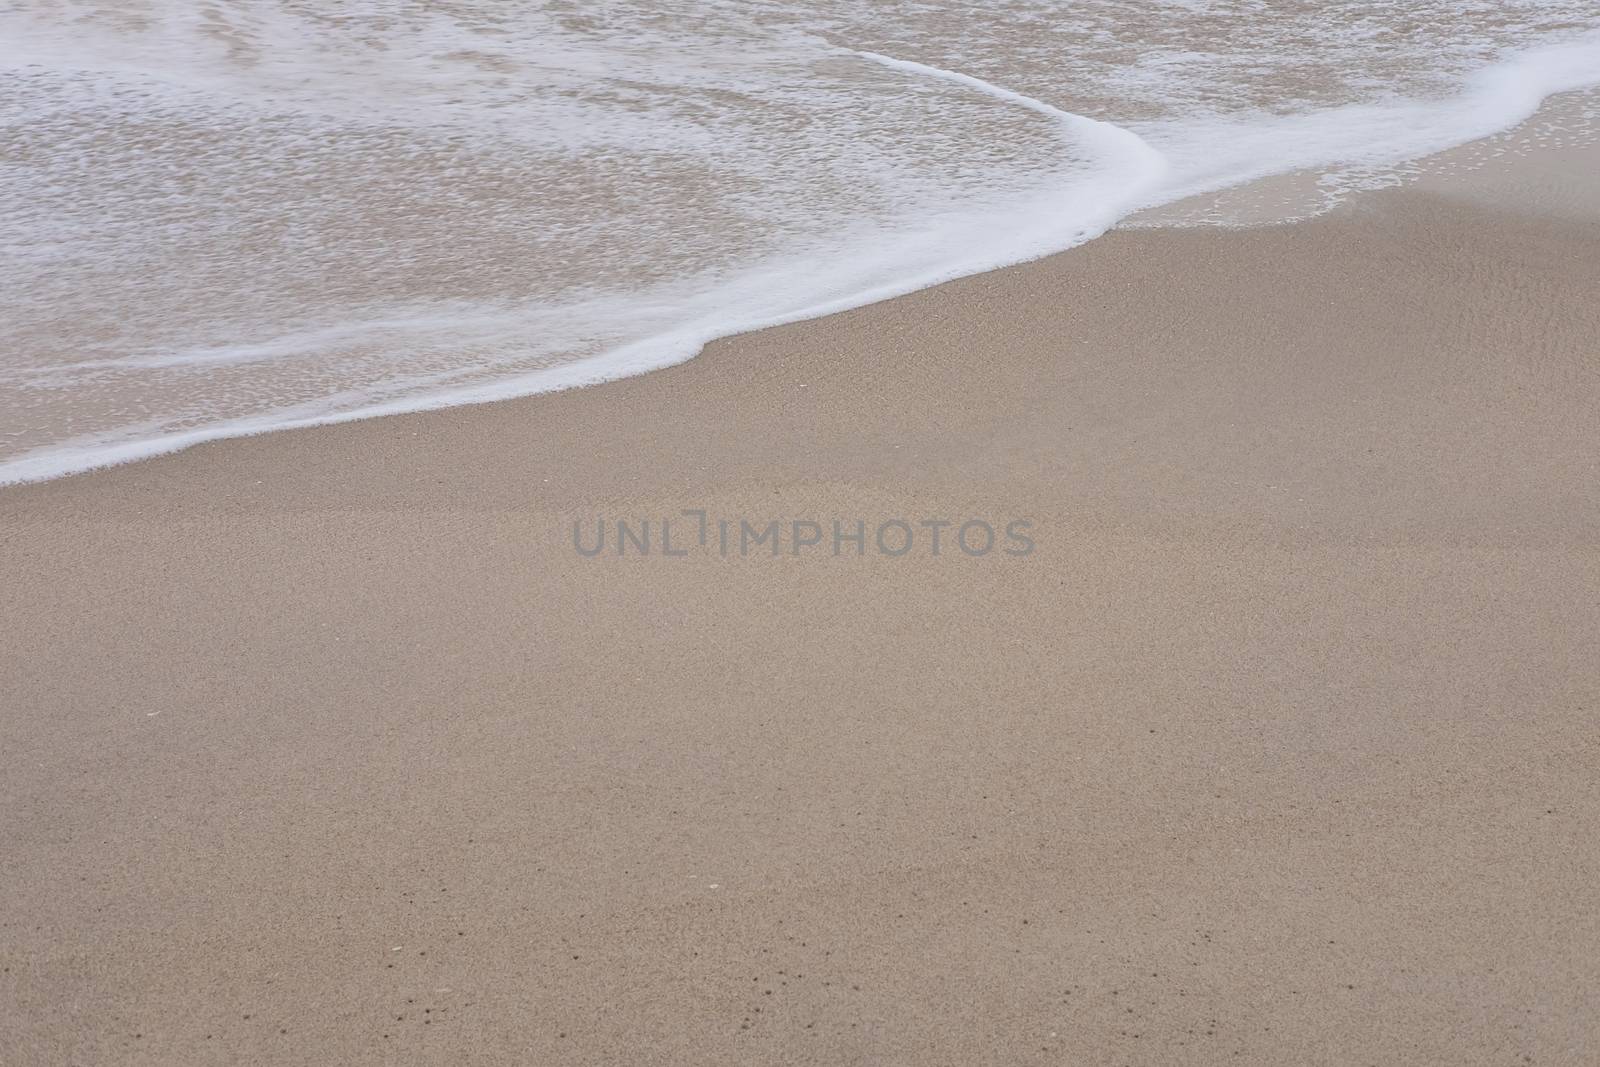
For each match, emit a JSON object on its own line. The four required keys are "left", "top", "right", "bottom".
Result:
{"left": 1135, "top": 32, "right": 1600, "bottom": 214}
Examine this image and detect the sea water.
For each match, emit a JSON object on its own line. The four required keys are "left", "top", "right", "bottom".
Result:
{"left": 3, "top": 0, "right": 1599, "bottom": 483}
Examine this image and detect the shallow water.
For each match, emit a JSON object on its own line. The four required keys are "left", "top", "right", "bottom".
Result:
{"left": 4, "top": 1, "right": 1599, "bottom": 483}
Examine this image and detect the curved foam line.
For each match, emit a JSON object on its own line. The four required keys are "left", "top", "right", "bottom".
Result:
{"left": 1140, "top": 31, "right": 1600, "bottom": 211}
{"left": 854, "top": 49, "right": 1170, "bottom": 203}
{"left": 857, "top": 49, "right": 1092, "bottom": 121}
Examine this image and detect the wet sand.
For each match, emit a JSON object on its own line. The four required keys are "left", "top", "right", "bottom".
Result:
{"left": 2, "top": 187, "right": 1598, "bottom": 1064}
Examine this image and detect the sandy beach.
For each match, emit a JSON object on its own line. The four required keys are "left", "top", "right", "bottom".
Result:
{"left": 3, "top": 175, "right": 1599, "bottom": 1065}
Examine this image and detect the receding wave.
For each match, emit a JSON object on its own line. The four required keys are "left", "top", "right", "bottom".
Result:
{"left": 3, "top": 2, "right": 1599, "bottom": 484}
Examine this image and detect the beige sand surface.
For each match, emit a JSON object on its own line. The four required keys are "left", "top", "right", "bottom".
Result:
{"left": 3, "top": 189, "right": 1598, "bottom": 1065}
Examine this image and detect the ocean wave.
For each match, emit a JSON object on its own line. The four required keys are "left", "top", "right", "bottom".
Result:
{"left": 3, "top": 1, "right": 1599, "bottom": 483}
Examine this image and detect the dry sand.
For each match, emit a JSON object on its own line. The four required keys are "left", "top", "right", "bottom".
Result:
{"left": 3, "top": 186, "right": 1598, "bottom": 1064}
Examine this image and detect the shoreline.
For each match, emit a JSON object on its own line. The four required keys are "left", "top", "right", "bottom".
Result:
{"left": 4, "top": 182, "right": 1599, "bottom": 1064}
{"left": 7, "top": 85, "right": 1600, "bottom": 490}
